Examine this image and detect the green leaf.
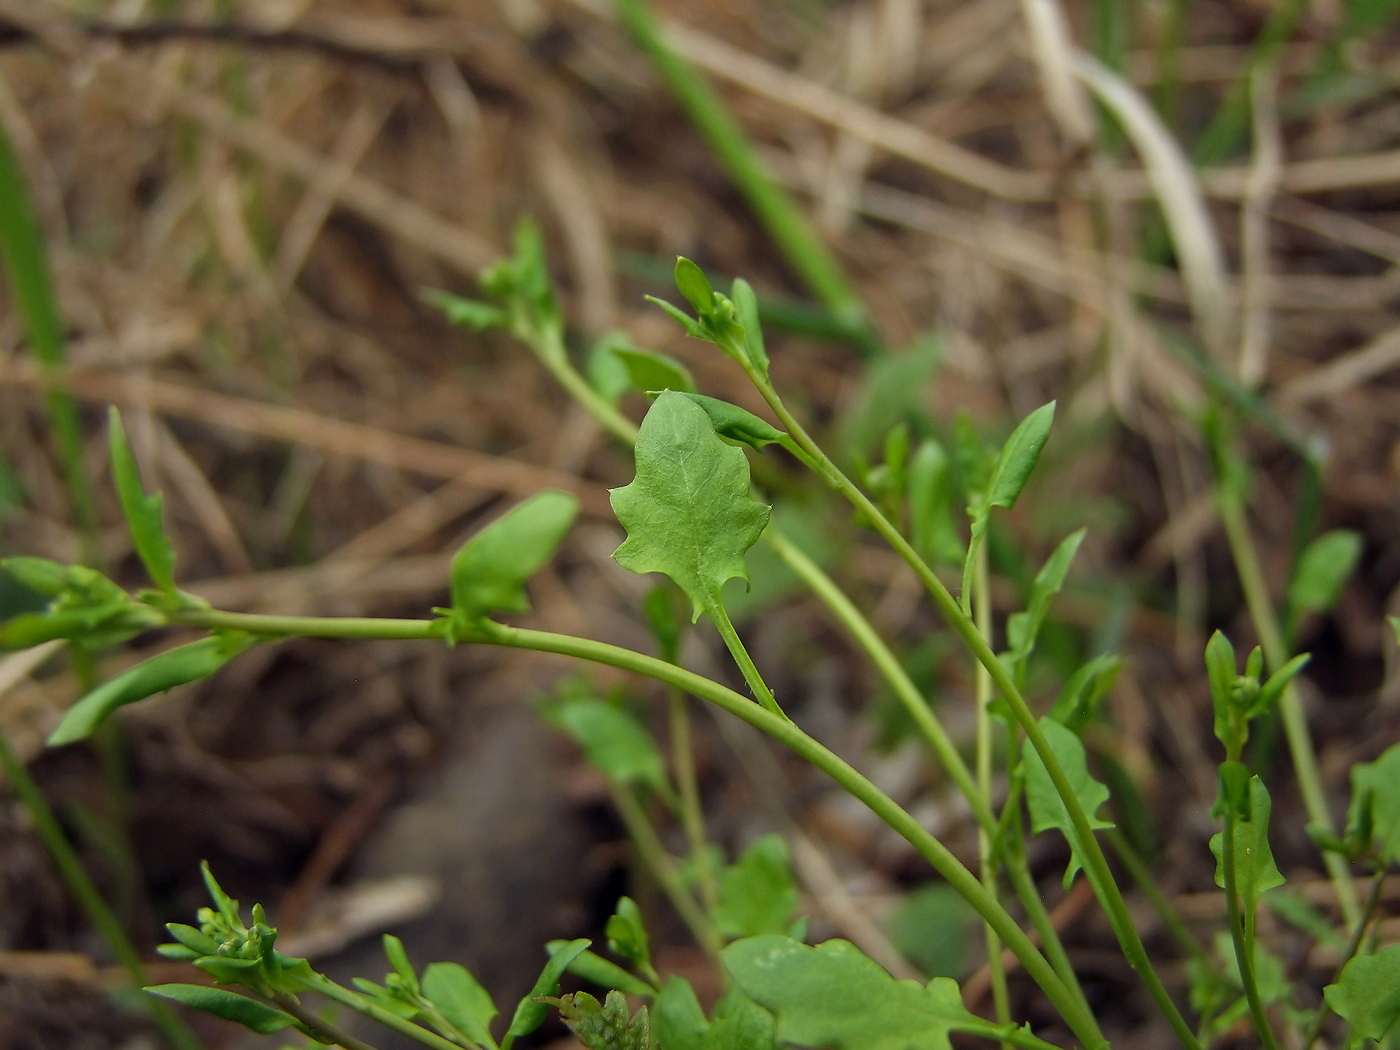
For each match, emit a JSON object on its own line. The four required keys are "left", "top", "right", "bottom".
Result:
{"left": 505, "top": 938, "right": 590, "bottom": 1041}
{"left": 1347, "top": 742, "right": 1400, "bottom": 864}
{"left": 712, "top": 834, "right": 800, "bottom": 939}
{"left": 547, "top": 942, "right": 657, "bottom": 998}
{"left": 1005, "top": 528, "right": 1085, "bottom": 667}
{"left": 885, "top": 883, "right": 973, "bottom": 980}
{"left": 642, "top": 584, "right": 684, "bottom": 664}
{"left": 1047, "top": 654, "right": 1122, "bottom": 734}
{"left": 836, "top": 337, "right": 940, "bottom": 462}
{"left": 546, "top": 696, "right": 667, "bottom": 791}
{"left": 1210, "top": 774, "right": 1285, "bottom": 911}
{"left": 655, "top": 977, "right": 708, "bottom": 1050}
{"left": 422, "top": 289, "right": 510, "bottom": 332}
{"left": 546, "top": 990, "right": 652, "bottom": 1050}
{"left": 663, "top": 392, "right": 786, "bottom": 452}
{"left": 606, "top": 897, "right": 652, "bottom": 973}
{"left": 423, "top": 962, "right": 499, "bottom": 1049}
{"left": 702, "top": 989, "right": 776, "bottom": 1050}
{"left": 730, "top": 279, "right": 769, "bottom": 377}
{"left": 981, "top": 402, "right": 1055, "bottom": 516}
{"left": 1287, "top": 529, "right": 1362, "bottom": 618}
{"left": 1205, "top": 630, "right": 1239, "bottom": 747}
{"left": 448, "top": 491, "right": 579, "bottom": 629}
{"left": 1, "top": 556, "right": 70, "bottom": 597}
{"left": 49, "top": 633, "right": 255, "bottom": 745}
{"left": 1325, "top": 944, "right": 1400, "bottom": 1043}
{"left": 611, "top": 343, "right": 696, "bottom": 395}
{"left": 611, "top": 392, "right": 771, "bottom": 623}
{"left": 108, "top": 408, "right": 177, "bottom": 593}
{"left": 722, "top": 937, "right": 980, "bottom": 1050}
{"left": 908, "top": 438, "right": 962, "bottom": 565}
{"left": 646, "top": 297, "right": 709, "bottom": 341}
{"left": 200, "top": 860, "right": 241, "bottom": 925}
{"left": 383, "top": 934, "right": 420, "bottom": 996}
{"left": 145, "top": 985, "right": 296, "bottom": 1034}
{"left": 674, "top": 257, "right": 717, "bottom": 316}
{"left": 1023, "top": 718, "right": 1114, "bottom": 888}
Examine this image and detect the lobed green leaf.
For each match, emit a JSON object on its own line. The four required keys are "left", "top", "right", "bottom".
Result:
{"left": 1210, "top": 772, "right": 1285, "bottom": 910}
{"left": 611, "top": 393, "right": 770, "bottom": 622}
{"left": 1023, "top": 718, "right": 1114, "bottom": 888}
{"left": 1324, "top": 944, "right": 1400, "bottom": 1043}
{"left": 712, "top": 834, "right": 801, "bottom": 940}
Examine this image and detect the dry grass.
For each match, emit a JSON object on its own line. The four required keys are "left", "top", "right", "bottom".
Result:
{"left": 0, "top": 0, "right": 1398, "bottom": 1046}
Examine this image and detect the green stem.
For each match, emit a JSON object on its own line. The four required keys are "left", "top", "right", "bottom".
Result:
{"left": 606, "top": 0, "right": 876, "bottom": 354}
{"left": 270, "top": 992, "right": 383, "bottom": 1050}
{"left": 1217, "top": 487, "right": 1361, "bottom": 928}
{"left": 0, "top": 727, "right": 202, "bottom": 1050}
{"left": 749, "top": 375, "right": 1190, "bottom": 1050}
{"left": 1301, "top": 867, "right": 1388, "bottom": 1050}
{"left": 610, "top": 781, "right": 723, "bottom": 958}
{"left": 1105, "top": 828, "right": 1211, "bottom": 970}
{"left": 1220, "top": 812, "right": 1283, "bottom": 1050}
{"left": 175, "top": 610, "right": 438, "bottom": 639}
{"left": 667, "top": 688, "right": 718, "bottom": 909}
{"left": 481, "top": 622, "right": 1107, "bottom": 1050}
{"left": 1003, "top": 809, "right": 1091, "bottom": 1013}
{"left": 302, "top": 974, "right": 468, "bottom": 1050}
{"left": 538, "top": 332, "right": 641, "bottom": 446}
{"left": 704, "top": 594, "right": 784, "bottom": 719}
{"left": 972, "top": 543, "right": 1011, "bottom": 1036}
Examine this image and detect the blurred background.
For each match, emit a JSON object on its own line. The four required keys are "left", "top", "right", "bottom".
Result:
{"left": 1, "top": 0, "right": 1399, "bottom": 1047}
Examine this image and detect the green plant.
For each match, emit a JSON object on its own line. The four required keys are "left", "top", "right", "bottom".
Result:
{"left": 5, "top": 240, "right": 1400, "bottom": 1050}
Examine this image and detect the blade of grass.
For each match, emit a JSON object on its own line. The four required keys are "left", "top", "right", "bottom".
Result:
{"left": 607, "top": 0, "right": 879, "bottom": 356}
{"left": 0, "top": 119, "right": 98, "bottom": 559}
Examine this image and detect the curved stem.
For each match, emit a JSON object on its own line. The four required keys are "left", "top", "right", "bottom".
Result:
{"left": 748, "top": 374, "right": 1190, "bottom": 1050}
{"left": 536, "top": 332, "right": 640, "bottom": 446}
{"left": 1220, "top": 815, "right": 1283, "bottom": 1050}
{"left": 668, "top": 688, "right": 718, "bottom": 909}
{"left": 1217, "top": 489, "right": 1360, "bottom": 928}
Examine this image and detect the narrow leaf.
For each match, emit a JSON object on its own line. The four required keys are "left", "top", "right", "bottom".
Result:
{"left": 505, "top": 938, "right": 589, "bottom": 1040}
{"left": 611, "top": 393, "right": 770, "bottom": 622}
{"left": 908, "top": 439, "right": 962, "bottom": 565}
{"left": 145, "top": 985, "right": 295, "bottom": 1034}
{"left": 1023, "top": 718, "right": 1114, "bottom": 888}
{"left": 606, "top": 896, "right": 652, "bottom": 973}
{"left": 1005, "top": 528, "right": 1085, "bottom": 665}
{"left": 109, "top": 408, "right": 177, "bottom": 593}
{"left": 422, "top": 289, "right": 510, "bottom": 332}
{"left": 423, "top": 962, "right": 498, "bottom": 1049}
{"left": 722, "top": 936, "right": 979, "bottom": 1050}
{"left": 1324, "top": 943, "right": 1400, "bottom": 1043}
{"left": 663, "top": 392, "right": 786, "bottom": 451}
{"left": 49, "top": 634, "right": 253, "bottom": 745}
{"left": 983, "top": 402, "right": 1056, "bottom": 513}
{"left": 547, "top": 942, "right": 657, "bottom": 998}
{"left": 449, "top": 491, "right": 579, "bottom": 627}
{"left": 730, "top": 279, "right": 769, "bottom": 377}
{"left": 612, "top": 344, "right": 696, "bottom": 394}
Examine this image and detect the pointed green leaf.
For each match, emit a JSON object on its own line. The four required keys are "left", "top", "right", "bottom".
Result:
{"left": 661, "top": 392, "right": 786, "bottom": 451}
{"left": 49, "top": 633, "right": 255, "bottom": 745}
{"left": 1288, "top": 529, "right": 1362, "bottom": 618}
{"left": 422, "top": 289, "right": 510, "bottom": 332}
{"left": 146, "top": 985, "right": 296, "bottom": 1034}
{"left": 1324, "top": 944, "right": 1400, "bottom": 1043}
{"left": 548, "top": 942, "right": 657, "bottom": 998}
{"left": 606, "top": 896, "right": 652, "bottom": 973}
{"left": 722, "top": 936, "right": 979, "bottom": 1050}
{"left": 908, "top": 439, "right": 962, "bottom": 565}
{"left": 645, "top": 297, "right": 709, "bottom": 340}
{"left": 730, "top": 279, "right": 769, "bottom": 377}
{"left": 1047, "top": 654, "right": 1122, "bottom": 734}
{"left": 449, "top": 491, "right": 579, "bottom": 628}
{"left": 109, "top": 408, "right": 177, "bottom": 593}
{"left": 1, "top": 556, "right": 70, "bottom": 596}
{"left": 546, "top": 697, "right": 667, "bottom": 791}
{"left": 654, "top": 977, "right": 708, "bottom": 1050}
{"left": 1023, "top": 718, "right": 1114, "bottom": 888}
{"left": 383, "top": 934, "right": 420, "bottom": 996}
{"left": 674, "top": 258, "right": 716, "bottom": 316}
{"left": 611, "top": 344, "right": 696, "bottom": 395}
{"left": 712, "top": 835, "right": 800, "bottom": 939}
{"left": 423, "top": 962, "right": 498, "bottom": 1049}
{"left": 1005, "top": 528, "right": 1085, "bottom": 666}
{"left": 610, "top": 392, "right": 770, "bottom": 622}
{"left": 505, "top": 938, "right": 589, "bottom": 1040}
{"left": 1347, "top": 742, "right": 1400, "bottom": 864}
{"left": 982, "top": 402, "right": 1055, "bottom": 514}
{"left": 1210, "top": 774, "right": 1285, "bottom": 911}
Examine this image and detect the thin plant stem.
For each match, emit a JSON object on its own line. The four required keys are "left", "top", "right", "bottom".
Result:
{"left": 703, "top": 594, "right": 784, "bottom": 719}
{"left": 609, "top": 781, "right": 722, "bottom": 958}
{"left": 301, "top": 973, "right": 471, "bottom": 1050}
{"left": 667, "top": 688, "right": 718, "bottom": 910}
{"left": 173, "top": 606, "right": 1105, "bottom": 1049}
{"left": 537, "top": 331, "right": 640, "bottom": 446}
{"left": 1105, "top": 827, "right": 1211, "bottom": 969}
{"left": 606, "top": 0, "right": 877, "bottom": 354}
{"left": 1301, "top": 868, "right": 1388, "bottom": 1050}
{"left": 1220, "top": 812, "right": 1284, "bottom": 1050}
{"left": 0, "top": 727, "right": 203, "bottom": 1050}
{"left": 973, "top": 542, "right": 1011, "bottom": 1035}
{"left": 1217, "top": 487, "right": 1361, "bottom": 928}
{"left": 269, "top": 992, "right": 382, "bottom": 1050}
{"left": 745, "top": 371, "right": 1197, "bottom": 1050}
{"left": 1002, "top": 815, "right": 1091, "bottom": 1011}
